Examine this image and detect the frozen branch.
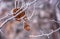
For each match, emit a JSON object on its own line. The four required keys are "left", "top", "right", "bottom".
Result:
{"left": 29, "top": 27, "right": 60, "bottom": 37}
{"left": 27, "top": 3, "right": 35, "bottom": 20}
{"left": 29, "top": 19, "right": 60, "bottom": 37}
{"left": 0, "top": 0, "right": 37, "bottom": 29}
{"left": 0, "top": 15, "right": 8, "bottom": 21}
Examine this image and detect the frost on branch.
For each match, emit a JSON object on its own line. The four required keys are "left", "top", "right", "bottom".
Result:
{"left": 0, "top": 0, "right": 60, "bottom": 39}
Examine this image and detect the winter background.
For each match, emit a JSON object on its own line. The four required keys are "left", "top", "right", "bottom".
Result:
{"left": 0, "top": 0, "right": 60, "bottom": 39}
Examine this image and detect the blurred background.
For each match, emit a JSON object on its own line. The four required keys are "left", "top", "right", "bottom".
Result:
{"left": 0, "top": 0, "right": 60, "bottom": 39}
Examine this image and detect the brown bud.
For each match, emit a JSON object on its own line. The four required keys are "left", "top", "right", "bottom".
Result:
{"left": 12, "top": 8, "right": 25, "bottom": 21}
{"left": 24, "top": 22, "right": 30, "bottom": 31}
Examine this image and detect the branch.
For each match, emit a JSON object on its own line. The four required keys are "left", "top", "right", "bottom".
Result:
{"left": 29, "top": 19, "right": 60, "bottom": 37}
{"left": 0, "top": 0, "right": 37, "bottom": 29}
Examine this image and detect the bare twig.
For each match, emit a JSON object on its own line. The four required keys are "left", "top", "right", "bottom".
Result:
{"left": 29, "top": 19, "right": 60, "bottom": 37}
{"left": 29, "top": 27, "right": 60, "bottom": 37}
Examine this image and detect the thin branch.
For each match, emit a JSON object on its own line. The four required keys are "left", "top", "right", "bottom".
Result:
{"left": 27, "top": 3, "right": 35, "bottom": 20}
{"left": 29, "top": 19, "right": 60, "bottom": 37}
{"left": 15, "top": 0, "right": 17, "bottom": 8}
{"left": 0, "top": 15, "right": 8, "bottom": 21}
{"left": 29, "top": 27, "right": 60, "bottom": 37}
